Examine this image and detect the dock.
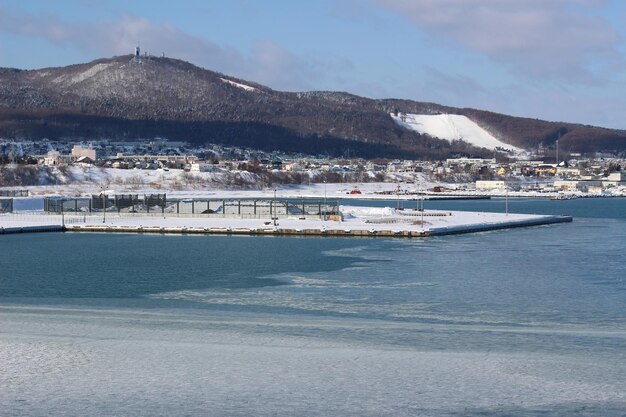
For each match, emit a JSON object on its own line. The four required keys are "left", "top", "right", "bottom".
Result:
{"left": 62, "top": 214, "right": 572, "bottom": 238}
{"left": 1, "top": 208, "right": 573, "bottom": 238}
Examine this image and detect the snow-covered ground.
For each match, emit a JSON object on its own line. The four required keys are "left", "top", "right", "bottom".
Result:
{"left": 7, "top": 165, "right": 626, "bottom": 199}
{"left": 1, "top": 206, "right": 568, "bottom": 237}
{"left": 391, "top": 113, "right": 523, "bottom": 154}
{"left": 219, "top": 77, "right": 257, "bottom": 92}
{"left": 1, "top": 165, "right": 452, "bottom": 198}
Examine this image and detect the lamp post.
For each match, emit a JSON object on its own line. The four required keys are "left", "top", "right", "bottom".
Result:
{"left": 323, "top": 181, "right": 327, "bottom": 221}
{"left": 421, "top": 192, "right": 424, "bottom": 226}
{"left": 101, "top": 187, "right": 106, "bottom": 224}
{"left": 273, "top": 188, "right": 277, "bottom": 226}
{"left": 61, "top": 199, "right": 65, "bottom": 229}
{"left": 505, "top": 182, "right": 509, "bottom": 216}
{"left": 556, "top": 139, "right": 559, "bottom": 166}
{"left": 396, "top": 184, "right": 400, "bottom": 210}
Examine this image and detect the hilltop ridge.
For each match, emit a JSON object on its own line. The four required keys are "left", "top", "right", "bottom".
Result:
{"left": 1, "top": 54, "right": 625, "bottom": 158}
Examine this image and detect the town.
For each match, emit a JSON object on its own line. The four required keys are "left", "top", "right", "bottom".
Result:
{"left": 1, "top": 138, "right": 625, "bottom": 197}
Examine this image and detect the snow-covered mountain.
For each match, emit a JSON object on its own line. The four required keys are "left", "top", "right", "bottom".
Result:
{"left": 1, "top": 54, "right": 626, "bottom": 158}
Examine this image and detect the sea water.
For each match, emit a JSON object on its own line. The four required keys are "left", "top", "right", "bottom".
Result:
{"left": 1, "top": 198, "right": 625, "bottom": 416}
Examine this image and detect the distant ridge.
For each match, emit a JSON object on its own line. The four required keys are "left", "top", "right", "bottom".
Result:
{"left": 1, "top": 54, "right": 625, "bottom": 158}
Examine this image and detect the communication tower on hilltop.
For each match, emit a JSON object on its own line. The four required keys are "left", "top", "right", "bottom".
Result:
{"left": 135, "top": 45, "right": 140, "bottom": 57}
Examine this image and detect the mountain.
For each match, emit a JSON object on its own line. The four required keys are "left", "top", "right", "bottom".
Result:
{"left": 1, "top": 54, "right": 625, "bottom": 159}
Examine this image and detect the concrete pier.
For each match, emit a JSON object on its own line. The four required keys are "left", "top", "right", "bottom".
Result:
{"left": 62, "top": 214, "right": 571, "bottom": 238}
{"left": 1, "top": 207, "right": 573, "bottom": 238}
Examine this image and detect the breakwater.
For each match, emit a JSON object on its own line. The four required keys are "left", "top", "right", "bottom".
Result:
{"left": 0, "top": 225, "right": 65, "bottom": 234}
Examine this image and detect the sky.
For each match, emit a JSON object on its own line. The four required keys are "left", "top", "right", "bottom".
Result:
{"left": 1, "top": 0, "right": 626, "bottom": 129}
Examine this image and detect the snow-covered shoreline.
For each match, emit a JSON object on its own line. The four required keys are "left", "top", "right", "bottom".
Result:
{"left": 3, "top": 165, "right": 626, "bottom": 199}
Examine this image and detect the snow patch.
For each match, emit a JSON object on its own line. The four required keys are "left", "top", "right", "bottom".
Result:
{"left": 392, "top": 113, "right": 522, "bottom": 153}
{"left": 52, "top": 63, "right": 115, "bottom": 86}
{"left": 219, "top": 78, "right": 256, "bottom": 92}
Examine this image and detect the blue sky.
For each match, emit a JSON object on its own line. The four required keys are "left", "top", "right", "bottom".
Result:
{"left": 1, "top": 0, "right": 626, "bottom": 128}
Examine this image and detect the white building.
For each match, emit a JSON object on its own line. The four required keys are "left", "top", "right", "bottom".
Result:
{"left": 607, "top": 172, "right": 626, "bottom": 182}
{"left": 603, "top": 172, "right": 626, "bottom": 188}
{"left": 475, "top": 180, "right": 506, "bottom": 190}
{"left": 189, "top": 162, "right": 218, "bottom": 173}
{"left": 43, "top": 150, "right": 61, "bottom": 166}
{"left": 284, "top": 162, "right": 303, "bottom": 172}
{"left": 71, "top": 144, "right": 96, "bottom": 161}
{"left": 554, "top": 180, "right": 580, "bottom": 192}
{"left": 446, "top": 157, "right": 496, "bottom": 165}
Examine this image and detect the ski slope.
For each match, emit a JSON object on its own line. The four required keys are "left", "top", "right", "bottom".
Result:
{"left": 391, "top": 113, "right": 522, "bottom": 153}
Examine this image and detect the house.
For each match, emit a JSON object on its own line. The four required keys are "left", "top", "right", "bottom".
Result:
{"left": 284, "top": 162, "right": 303, "bottom": 172}
{"left": 534, "top": 164, "right": 557, "bottom": 176}
{"left": 71, "top": 144, "right": 96, "bottom": 161}
{"left": 270, "top": 157, "right": 282, "bottom": 170}
{"left": 43, "top": 150, "right": 61, "bottom": 166}
{"left": 75, "top": 156, "right": 95, "bottom": 166}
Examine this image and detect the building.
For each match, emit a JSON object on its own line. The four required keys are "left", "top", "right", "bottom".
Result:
{"left": 603, "top": 172, "right": 626, "bottom": 188}
{"left": 534, "top": 164, "right": 558, "bottom": 177}
{"left": 554, "top": 180, "right": 580, "bottom": 192}
{"left": 43, "top": 150, "right": 61, "bottom": 166}
{"left": 476, "top": 180, "right": 507, "bottom": 190}
{"left": 446, "top": 157, "right": 496, "bottom": 165}
{"left": 71, "top": 144, "right": 96, "bottom": 161}
{"left": 189, "top": 162, "right": 218, "bottom": 173}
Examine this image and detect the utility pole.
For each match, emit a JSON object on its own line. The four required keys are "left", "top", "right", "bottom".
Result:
{"left": 505, "top": 182, "right": 509, "bottom": 216}
{"left": 101, "top": 187, "right": 106, "bottom": 223}
{"left": 273, "top": 189, "right": 277, "bottom": 226}
{"left": 323, "top": 181, "right": 327, "bottom": 221}
{"left": 556, "top": 139, "right": 559, "bottom": 166}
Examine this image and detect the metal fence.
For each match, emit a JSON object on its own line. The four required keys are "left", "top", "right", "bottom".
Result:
{"left": 45, "top": 194, "right": 168, "bottom": 214}
{"left": 44, "top": 197, "right": 91, "bottom": 213}
{"left": 163, "top": 199, "right": 339, "bottom": 219}
{"left": 0, "top": 189, "right": 29, "bottom": 197}
{"left": 0, "top": 198, "right": 13, "bottom": 213}
{"left": 43, "top": 196, "right": 339, "bottom": 219}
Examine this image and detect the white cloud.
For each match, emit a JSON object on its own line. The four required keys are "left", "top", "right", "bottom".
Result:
{"left": 0, "top": 8, "right": 339, "bottom": 91}
{"left": 402, "top": 68, "right": 626, "bottom": 128}
{"left": 371, "top": 0, "right": 624, "bottom": 82}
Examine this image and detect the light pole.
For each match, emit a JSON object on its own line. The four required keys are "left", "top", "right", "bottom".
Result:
{"left": 273, "top": 188, "right": 277, "bottom": 226}
{"left": 421, "top": 193, "right": 424, "bottom": 226}
{"left": 101, "top": 187, "right": 106, "bottom": 224}
{"left": 323, "top": 181, "right": 327, "bottom": 221}
{"left": 396, "top": 184, "right": 400, "bottom": 210}
{"left": 556, "top": 139, "right": 559, "bottom": 166}
{"left": 505, "top": 182, "right": 509, "bottom": 216}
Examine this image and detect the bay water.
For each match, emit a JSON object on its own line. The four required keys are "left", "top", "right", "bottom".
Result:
{"left": 1, "top": 198, "right": 625, "bottom": 416}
